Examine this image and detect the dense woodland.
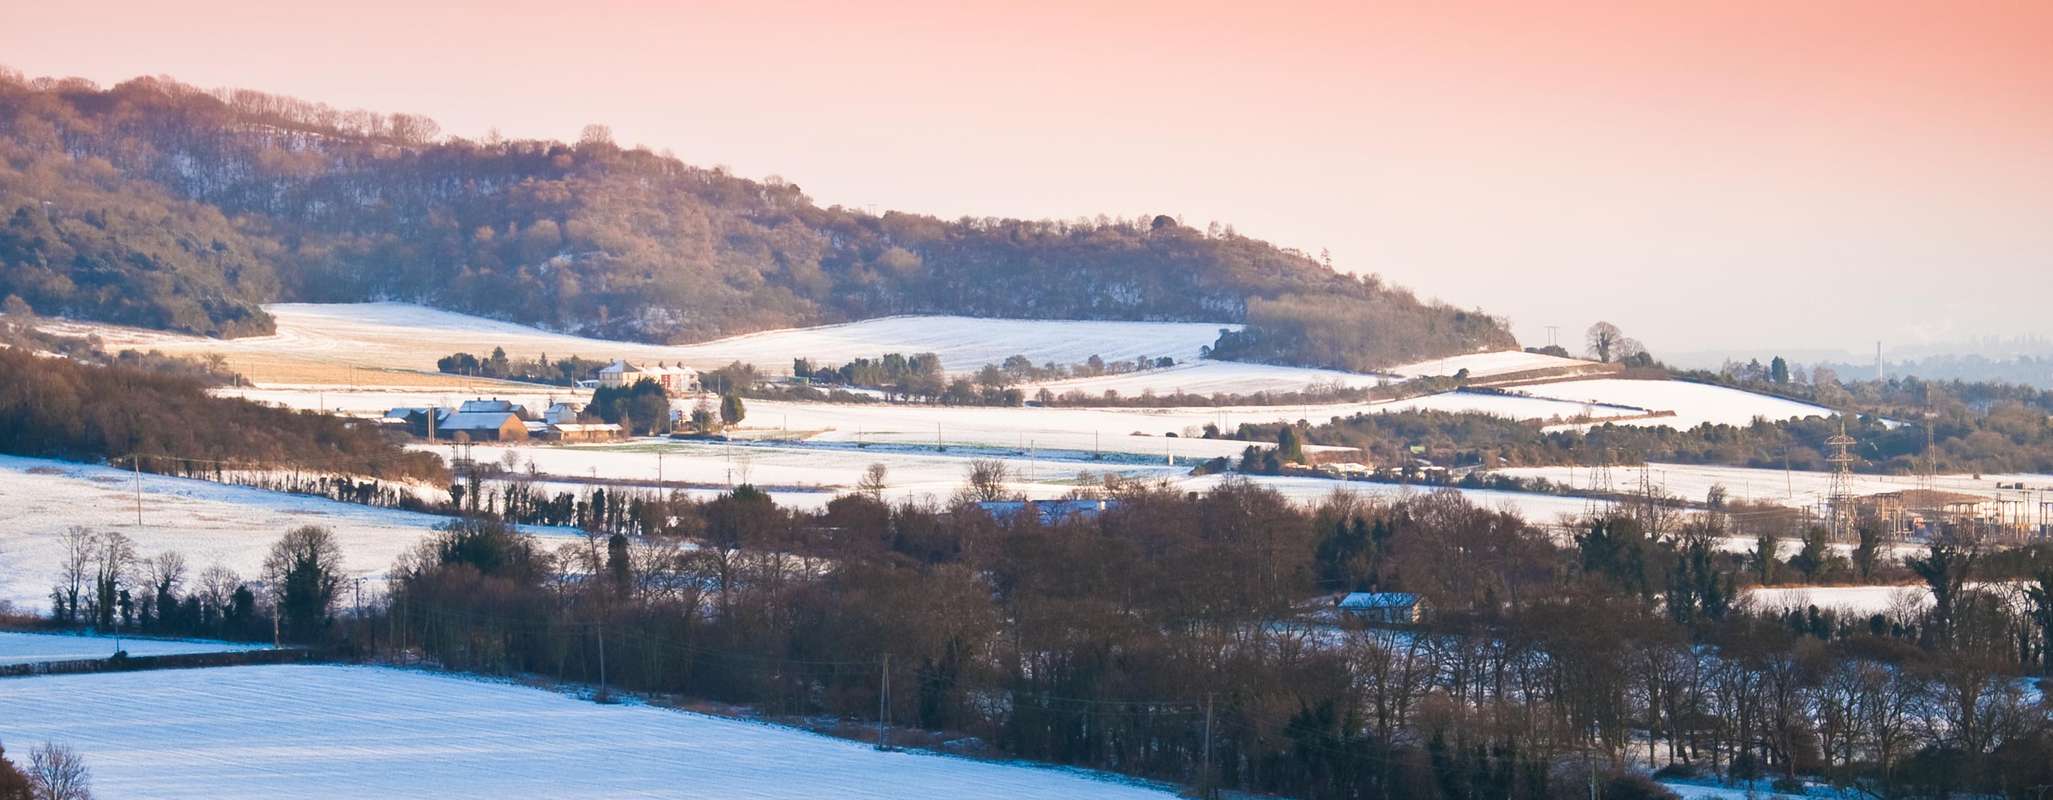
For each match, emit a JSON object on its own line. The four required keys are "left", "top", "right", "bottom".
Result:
{"left": 0, "top": 346, "right": 442, "bottom": 483}
{"left": 33, "top": 478, "right": 2053, "bottom": 799}
{"left": 0, "top": 69, "right": 1510, "bottom": 369}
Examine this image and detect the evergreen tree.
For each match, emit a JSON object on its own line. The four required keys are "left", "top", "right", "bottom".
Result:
{"left": 265, "top": 526, "right": 344, "bottom": 644}
{"left": 1277, "top": 426, "right": 1306, "bottom": 463}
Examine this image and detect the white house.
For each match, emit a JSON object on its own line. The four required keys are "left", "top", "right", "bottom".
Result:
{"left": 543, "top": 401, "right": 584, "bottom": 425}
{"left": 598, "top": 360, "right": 700, "bottom": 394}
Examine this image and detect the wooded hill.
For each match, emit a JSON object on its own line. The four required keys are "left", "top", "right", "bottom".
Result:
{"left": 0, "top": 69, "right": 1513, "bottom": 370}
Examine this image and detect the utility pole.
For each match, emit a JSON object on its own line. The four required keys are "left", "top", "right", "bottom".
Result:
{"left": 132, "top": 455, "right": 143, "bottom": 526}
{"left": 877, "top": 653, "right": 891, "bottom": 751}
{"left": 1201, "top": 693, "right": 1216, "bottom": 799}
{"left": 1587, "top": 721, "right": 1600, "bottom": 800}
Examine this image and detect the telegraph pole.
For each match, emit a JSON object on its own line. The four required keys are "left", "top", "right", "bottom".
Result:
{"left": 877, "top": 653, "right": 892, "bottom": 751}
{"left": 132, "top": 455, "right": 143, "bottom": 526}
{"left": 1201, "top": 693, "right": 1216, "bottom": 799}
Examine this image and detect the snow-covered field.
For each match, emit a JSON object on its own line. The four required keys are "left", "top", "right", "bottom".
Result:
{"left": 0, "top": 630, "right": 268, "bottom": 666}
{"left": 83, "top": 303, "right": 1840, "bottom": 444}
{"left": 1388, "top": 350, "right": 1606, "bottom": 381}
{"left": 1743, "top": 582, "right": 2030, "bottom": 617}
{"left": 451, "top": 440, "right": 1604, "bottom": 523}
{"left": 450, "top": 439, "right": 1191, "bottom": 508}
{"left": 1742, "top": 585, "right": 1930, "bottom": 617}
{"left": 1371, "top": 390, "right": 1643, "bottom": 422}
{"left": 220, "top": 384, "right": 584, "bottom": 418}
{"left": 56, "top": 302, "right": 1232, "bottom": 380}
{"left": 1525, "top": 379, "right": 1834, "bottom": 430}
{"left": 0, "top": 664, "right": 1179, "bottom": 799}
{"left": 723, "top": 399, "right": 1358, "bottom": 461}
{"left": 0, "top": 455, "right": 576, "bottom": 613}
{"left": 1173, "top": 476, "right": 1608, "bottom": 525}
{"left": 1494, "top": 462, "right": 2053, "bottom": 510}
{"left": 1027, "top": 361, "right": 1390, "bottom": 399}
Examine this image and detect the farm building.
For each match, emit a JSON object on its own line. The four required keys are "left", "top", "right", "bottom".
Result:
{"left": 541, "top": 423, "right": 626, "bottom": 443}
{"left": 1338, "top": 592, "right": 1423, "bottom": 624}
{"left": 598, "top": 360, "right": 700, "bottom": 394}
{"left": 543, "top": 402, "right": 584, "bottom": 424}
{"left": 438, "top": 409, "right": 529, "bottom": 442}
{"left": 387, "top": 399, "right": 535, "bottom": 441}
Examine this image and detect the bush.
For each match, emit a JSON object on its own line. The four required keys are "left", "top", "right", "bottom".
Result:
{"left": 1604, "top": 773, "right": 1679, "bottom": 800}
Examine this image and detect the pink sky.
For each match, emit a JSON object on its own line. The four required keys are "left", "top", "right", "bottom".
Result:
{"left": 5, "top": 0, "right": 2049, "bottom": 356}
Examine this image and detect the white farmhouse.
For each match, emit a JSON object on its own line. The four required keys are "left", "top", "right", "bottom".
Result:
{"left": 597, "top": 360, "right": 700, "bottom": 395}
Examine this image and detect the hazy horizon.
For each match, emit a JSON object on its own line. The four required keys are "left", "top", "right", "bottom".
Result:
{"left": 6, "top": 0, "right": 2047, "bottom": 357}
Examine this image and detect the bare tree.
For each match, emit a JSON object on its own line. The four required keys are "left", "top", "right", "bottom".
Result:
{"left": 857, "top": 463, "right": 889, "bottom": 501}
{"left": 196, "top": 565, "right": 243, "bottom": 619}
{"left": 962, "top": 460, "right": 1012, "bottom": 503}
{"left": 88, "top": 532, "right": 135, "bottom": 628}
{"left": 50, "top": 527, "right": 97, "bottom": 623}
{"left": 27, "top": 742, "right": 91, "bottom": 800}
{"left": 1586, "top": 321, "right": 1624, "bottom": 363}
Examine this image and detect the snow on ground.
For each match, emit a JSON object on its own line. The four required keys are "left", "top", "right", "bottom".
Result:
{"left": 444, "top": 439, "right": 1603, "bottom": 524}
{"left": 0, "top": 630, "right": 268, "bottom": 666}
{"left": 1173, "top": 476, "right": 1609, "bottom": 525}
{"left": 1371, "top": 390, "right": 1644, "bottom": 422}
{"left": 673, "top": 314, "right": 1229, "bottom": 374}
{"left": 1027, "top": 361, "right": 1390, "bottom": 399}
{"left": 449, "top": 439, "right": 1191, "bottom": 509}
{"left": 1742, "top": 585, "right": 1931, "bottom": 617}
{"left": 1661, "top": 778, "right": 1821, "bottom": 800}
{"left": 220, "top": 384, "right": 583, "bottom": 418}
{"left": 0, "top": 664, "right": 1180, "bottom": 800}
{"left": 1743, "top": 582, "right": 2028, "bottom": 617}
{"left": 1494, "top": 462, "right": 2053, "bottom": 510}
{"left": 55, "top": 302, "right": 1231, "bottom": 380}
{"left": 1525, "top": 379, "right": 1834, "bottom": 431}
{"left": 1388, "top": 350, "right": 1605, "bottom": 380}
{"left": 0, "top": 455, "right": 576, "bottom": 613}
{"left": 735, "top": 398, "right": 1356, "bottom": 461}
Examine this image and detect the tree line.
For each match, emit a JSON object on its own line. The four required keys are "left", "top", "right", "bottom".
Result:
{"left": 34, "top": 469, "right": 2051, "bottom": 799}
{"left": 0, "top": 347, "right": 444, "bottom": 483}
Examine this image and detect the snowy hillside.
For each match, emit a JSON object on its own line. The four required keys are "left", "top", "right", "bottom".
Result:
{"left": 0, "top": 455, "right": 575, "bottom": 612}
{"left": 1026, "top": 361, "right": 1389, "bottom": 398}
{"left": 0, "top": 664, "right": 1180, "bottom": 799}
{"left": 0, "top": 631, "right": 268, "bottom": 666}
{"left": 1388, "top": 350, "right": 1608, "bottom": 381}
{"left": 1524, "top": 379, "right": 1834, "bottom": 430}
{"left": 1493, "top": 462, "right": 2053, "bottom": 509}
{"left": 57, "top": 302, "right": 1234, "bottom": 380}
